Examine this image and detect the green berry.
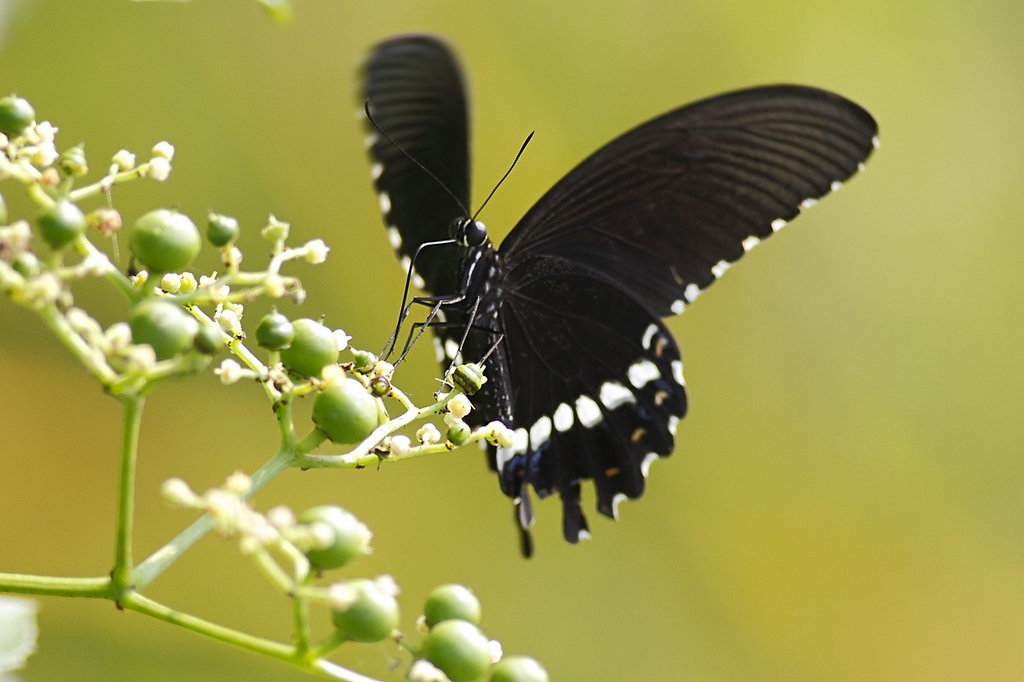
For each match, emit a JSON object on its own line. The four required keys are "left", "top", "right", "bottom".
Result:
{"left": 490, "top": 656, "right": 549, "bottom": 682}
{"left": 36, "top": 199, "right": 86, "bottom": 250}
{"left": 255, "top": 312, "right": 294, "bottom": 351}
{"left": 423, "top": 619, "right": 491, "bottom": 682}
{"left": 297, "top": 505, "right": 371, "bottom": 571}
{"left": 369, "top": 375, "right": 390, "bottom": 397}
{"left": 447, "top": 420, "right": 472, "bottom": 447}
{"left": 206, "top": 212, "right": 240, "bottom": 247}
{"left": 59, "top": 144, "right": 88, "bottom": 177}
{"left": 129, "top": 209, "right": 201, "bottom": 273}
{"left": 331, "top": 580, "right": 400, "bottom": 643}
{"left": 0, "top": 94, "right": 34, "bottom": 136}
{"left": 424, "top": 584, "right": 482, "bottom": 627}
{"left": 129, "top": 297, "right": 199, "bottom": 360}
{"left": 312, "top": 379, "right": 379, "bottom": 444}
{"left": 12, "top": 252, "right": 40, "bottom": 278}
{"left": 193, "top": 322, "right": 224, "bottom": 355}
{"left": 280, "top": 318, "right": 338, "bottom": 377}
{"left": 453, "top": 363, "right": 486, "bottom": 395}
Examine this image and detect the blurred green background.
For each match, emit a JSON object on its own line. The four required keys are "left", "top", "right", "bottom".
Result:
{"left": 2, "top": 0, "right": 1024, "bottom": 680}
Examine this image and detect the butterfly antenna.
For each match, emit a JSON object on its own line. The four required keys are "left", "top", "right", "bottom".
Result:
{"left": 364, "top": 100, "right": 471, "bottom": 217}
{"left": 472, "top": 131, "right": 534, "bottom": 221}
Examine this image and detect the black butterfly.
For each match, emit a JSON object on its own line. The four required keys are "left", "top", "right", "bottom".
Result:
{"left": 360, "top": 34, "right": 878, "bottom": 556}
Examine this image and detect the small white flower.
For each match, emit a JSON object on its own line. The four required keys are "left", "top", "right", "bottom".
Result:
{"left": 216, "top": 358, "right": 245, "bottom": 385}
{"left": 490, "top": 422, "right": 515, "bottom": 448}
{"left": 125, "top": 343, "right": 157, "bottom": 370}
{"left": 304, "top": 238, "right": 330, "bottom": 264}
{"left": 131, "top": 270, "right": 149, "bottom": 287}
{"left": 111, "top": 149, "right": 136, "bottom": 171}
{"left": 82, "top": 253, "right": 113, "bottom": 277}
{"left": 149, "top": 157, "right": 171, "bottom": 182}
{"left": 27, "top": 272, "right": 62, "bottom": 305}
{"left": 0, "top": 132, "right": 8, "bottom": 147}
{"left": 160, "top": 477, "right": 197, "bottom": 506}
{"left": 31, "top": 142, "right": 58, "bottom": 169}
{"left": 151, "top": 141, "right": 175, "bottom": 161}
{"left": 327, "top": 583, "right": 358, "bottom": 611}
{"left": 332, "top": 328, "right": 351, "bottom": 352}
{"left": 66, "top": 307, "right": 103, "bottom": 340}
{"left": 390, "top": 435, "right": 412, "bottom": 457}
{"left": 160, "top": 272, "right": 182, "bottom": 293}
{"left": 375, "top": 574, "right": 400, "bottom": 597}
{"left": 409, "top": 659, "right": 447, "bottom": 682}
{"left": 8, "top": 220, "right": 32, "bottom": 250}
{"left": 487, "top": 639, "right": 503, "bottom": 664}
{"left": 227, "top": 245, "right": 243, "bottom": 264}
{"left": 35, "top": 121, "right": 57, "bottom": 144}
{"left": 216, "top": 308, "right": 241, "bottom": 335}
{"left": 447, "top": 393, "right": 472, "bottom": 419}
{"left": 224, "top": 471, "right": 252, "bottom": 494}
{"left": 104, "top": 322, "right": 132, "bottom": 350}
{"left": 416, "top": 423, "right": 441, "bottom": 445}
{"left": 267, "top": 505, "right": 296, "bottom": 530}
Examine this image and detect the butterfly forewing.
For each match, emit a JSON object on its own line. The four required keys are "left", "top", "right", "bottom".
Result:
{"left": 499, "top": 85, "right": 879, "bottom": 316}
{"left": 362, "top": 34, "right": 471, "bottom": 295}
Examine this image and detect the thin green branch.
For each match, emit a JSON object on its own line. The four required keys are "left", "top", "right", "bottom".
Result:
{"left": 111, "top": 393, "right": 145, "bottom": 593}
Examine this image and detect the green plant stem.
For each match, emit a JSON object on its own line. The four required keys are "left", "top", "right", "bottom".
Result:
{"left": 111, "top": 392, "right": 144, "bottom": 594}
{"left": 0, "top": 574, "right": 110, "bottom": 598}
{"left": 134, "top": 445, "right": 294, "bottom": 589}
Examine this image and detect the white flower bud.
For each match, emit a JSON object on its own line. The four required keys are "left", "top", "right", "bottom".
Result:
{"left": 328, "top": 583, "right": 359, "bottom": 611}
{"left": 390, "top": 435, "right": 412, "bottom": 457}
{"left": 149, "top": 157, "right": 171, "bottom": 182}
{"left": 216, "top": 358, "right": 245, "bottom": 385}
{"left": 224, "top": 471, "right": 252, "bottom": 494}
{"left": 409, "top": 659, "right": 447, "bottom": 682}
{"left": 267, "top": 505, "right": 296, "bottom": 530}
{"left": 332, "top": 329, "right": 351, "bottom": 352}
{"left": 160, "top": 477, "right": 198, "bottom": 506}
{"left": 160, "top": 272, "right": 181, "bottom": 293}
{"left": 374, "top": 574, "right": 400, "bottom": 597}
{"left": 111, "top": 149, "right": 136, "bottom": 171}
{"left": 416, "top": 424, "right": 441, "bottom": 445}
{"left": 216, "top": 308, "right": 241, "bottom": 336}
{"left": 104, "top": 322, "right": 132, "bottom": 350}
{"left": 447, "top": 393, "right": 472, "bottom": 419}
{"left": 151, "top": 141, "right": 175, "bottom": 161}
{"left": 488, "top": 639, "right": 503, "bottom": 664}
{"left": 304, "top": 238, "right": 330, "bottom": 264}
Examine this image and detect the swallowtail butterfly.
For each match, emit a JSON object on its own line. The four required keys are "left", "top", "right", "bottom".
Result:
{"left": 360, "top": 34, "right": 878, "bottom": 555}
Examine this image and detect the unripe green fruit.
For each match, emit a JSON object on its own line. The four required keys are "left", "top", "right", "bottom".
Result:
{"left": 130, "top": 209, "right": 201, "bottom": 273}
{"left": 255, "top": 312, "right": 294, "bottom": 351}
{"left": 206, "top": 212, "right": 240, "bottom": 247}
{"left": 312, "top": 379, "right": 379, "bottom": 444}
{"left": 129, "top": 297, "right": 199, "bottom": 360}
{"left": 36, "top": 200, "right": 86, "bottom": 250}
{"left": 297, "top": 505, "right": 371, "bottom": 571}
{"left": 423, "top": 584, "right": 482, "bottom": 627}
{"left": 447, "top": 420, "right": 472, "bottom": 447}
{"left": 280, "top": 318, "right": 338, "bottom": 377}
{"left": 0, "top": 94, "right": 34, "bottom": 136}
{"left": 193, "top": 322, "right": 224, "bottom": 355}
{"left": 331, "top": 580, "right": 400, "bottom": 643}
{"left": 423, "top": 619, "right": 492, "bottom": 682}
{"left": 490, "top": 656, "right": 549, "bottom": 682}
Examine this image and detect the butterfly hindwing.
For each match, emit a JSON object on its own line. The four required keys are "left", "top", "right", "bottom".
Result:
{"left": 362, "top": 34, "right": 470, "bottom": 296}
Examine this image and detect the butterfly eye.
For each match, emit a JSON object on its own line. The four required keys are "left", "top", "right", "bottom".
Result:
{"left": 449, "top": 217, "right": 488, "bottom": 247}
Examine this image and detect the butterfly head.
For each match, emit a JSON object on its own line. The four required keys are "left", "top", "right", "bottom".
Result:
{"left": 449, "top": 217, "right": 488, "bottom": 248}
